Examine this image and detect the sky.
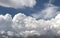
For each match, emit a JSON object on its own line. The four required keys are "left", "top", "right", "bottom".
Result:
{"left": 0, "top": 0, "right": 60, "bottom": 16}
{"left": 0, "top": 0, "right": 60, "bottom": 38}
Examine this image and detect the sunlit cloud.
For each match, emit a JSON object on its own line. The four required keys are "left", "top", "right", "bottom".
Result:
{"left": 0, "top": 0, "right": 36, "bottom": 8}
{"left": 0, "top": 13, "right": 60, "bottom": 37}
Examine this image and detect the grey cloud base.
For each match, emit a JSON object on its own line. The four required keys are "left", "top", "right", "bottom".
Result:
{"left": 0, "top": 13, "right": 60, "bottom": 38}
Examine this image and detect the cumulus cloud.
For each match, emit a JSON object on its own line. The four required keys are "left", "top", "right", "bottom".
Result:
{"left": 0, "top": 13, "right": 60, "bottom": 38}
{"left": 0, "top": 14, "right": 12, "bottom": 31}
{"left": 0, "top": 0, "right": 36, "bottom": 8}
{"left": 0, "top": 0, "right": 60, "bottom": 38}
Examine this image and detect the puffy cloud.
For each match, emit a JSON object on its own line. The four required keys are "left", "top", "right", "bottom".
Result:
{"left": 0, "top": 13, "right": 60, "bottom": 38}
{"left": 12, "top": 13, "right": 60, "bottom": 37}
{"left": 0, "top": 0, "right": 36, "bottom": 8}
{"left": 0, "top": 14, "right": 12, "bottom": 31}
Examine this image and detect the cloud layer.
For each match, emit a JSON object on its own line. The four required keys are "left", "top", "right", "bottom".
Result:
{"left": 0, "top": 0, "right": 36, "bottom": 8}
{"left": 0, "top": 12, "right": 60, "bottom": 38}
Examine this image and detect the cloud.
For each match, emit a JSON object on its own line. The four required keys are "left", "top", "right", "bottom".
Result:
{"left": 0, "top": 0, "right": 60, "bottom": 38}
{"left": 0, "top": 0, "right": 36, "bottom": 8}
{"left": 0, "top": 14, "right": 12, "bottom": 31}
{"left": 0, "top": 13, "right": 60, "bottom": 38}
{"left": 31, "top": 4, "right": 59, "bottom": 20}
{"left": 49, "top": 0, "right": 55, "bottom": 5}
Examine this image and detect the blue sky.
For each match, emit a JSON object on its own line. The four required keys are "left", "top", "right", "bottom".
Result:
{"left": 0, "top": 0, "right": 60, "bottom": 16}
{"left": 0, "top": 0, "right": 60, "bottom": 38}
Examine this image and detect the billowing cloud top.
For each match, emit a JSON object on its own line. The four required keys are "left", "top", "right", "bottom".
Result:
{"left": 0, "top": 0, "right": 36, "bottom": 8}
{"left": 0, "top": 12, "right": 60, "bottom": 38}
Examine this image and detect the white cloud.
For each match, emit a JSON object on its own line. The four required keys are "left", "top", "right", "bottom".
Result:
{"left": 0, "top": 0, "right": 36, "bottom": 8}
{"left": 12, "top": 13, "right": 60, "bottom": 37}
{"left": 0, "top": 14, "right": 12, "bottom": 31}
{"left": 0, "top": 0, "right": 60, "bottom": 38}
{"left": 0, "top": 13, "right": 60, "bottom": 37}
{"left": 7, "top": 31, "right": 14, "bottom": 36}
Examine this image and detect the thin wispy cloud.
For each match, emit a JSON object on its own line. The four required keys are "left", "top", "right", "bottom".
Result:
{"left": 31, "top": 0, "right": 60, "bottom": 20}
{"left": 31, "top": 5, "right": 59, "bottom": 20}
